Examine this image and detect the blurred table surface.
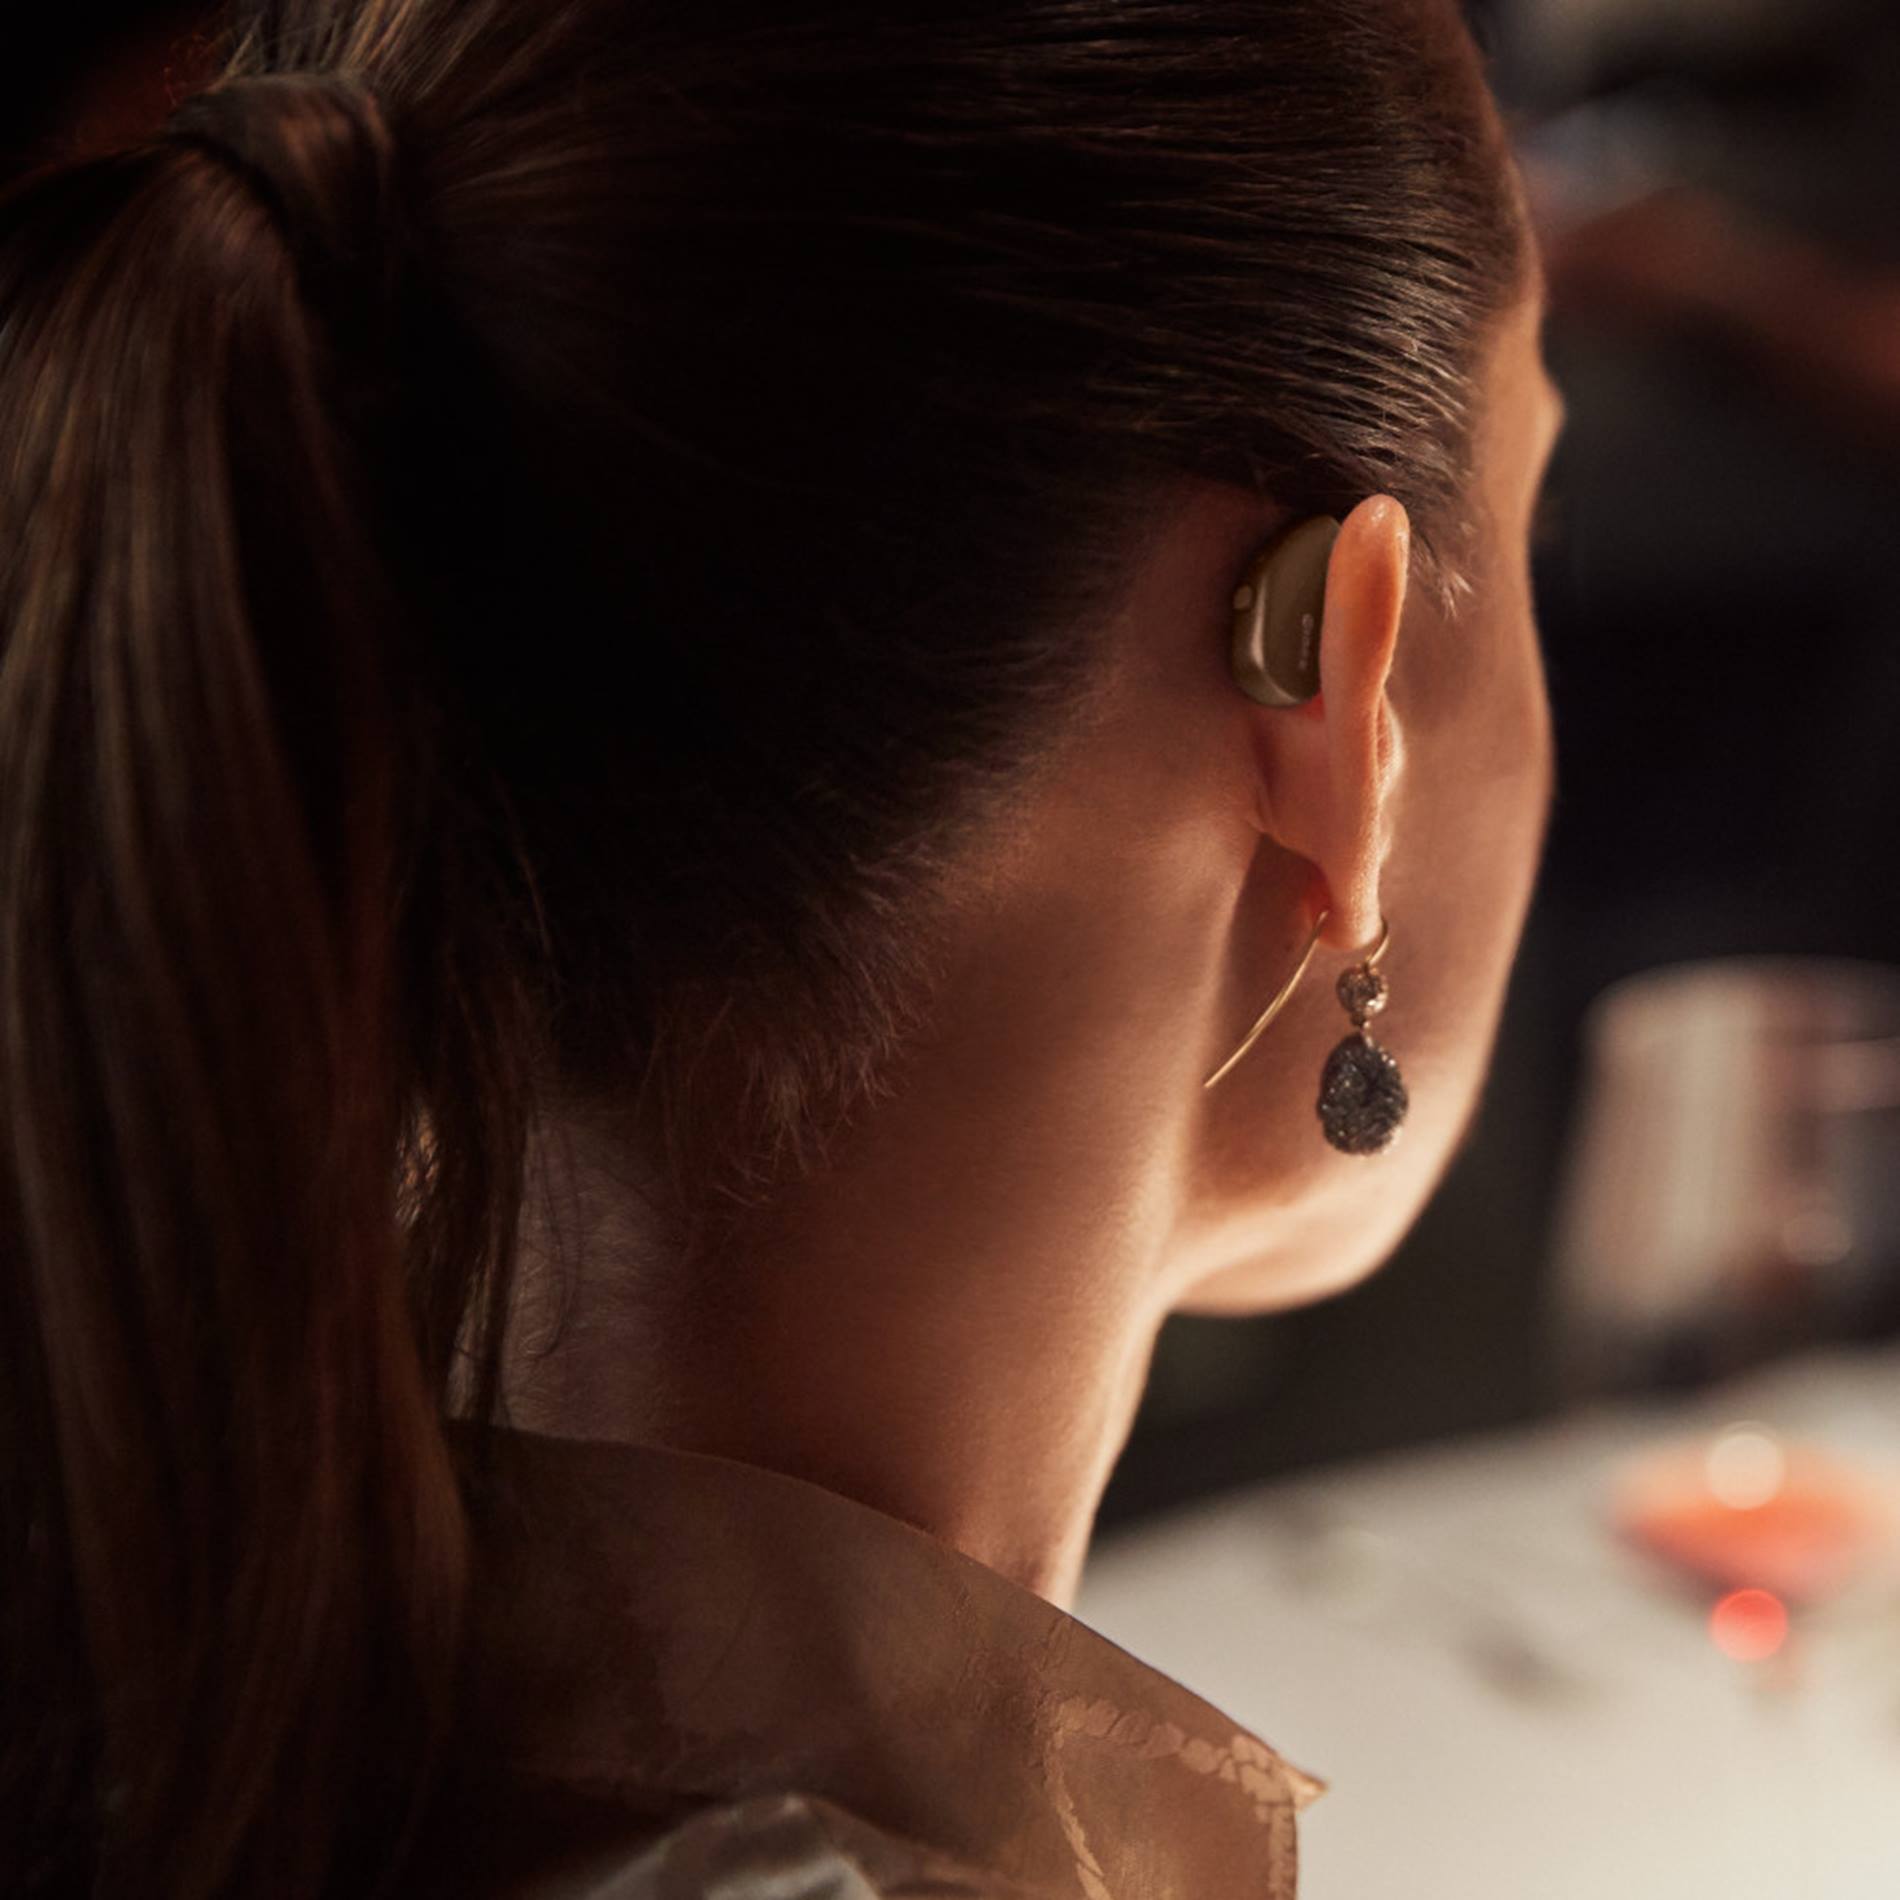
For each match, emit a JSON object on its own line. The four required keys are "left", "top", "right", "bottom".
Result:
{"left": 1078, "top": 1344, "right": 1900, "bottom": 1900}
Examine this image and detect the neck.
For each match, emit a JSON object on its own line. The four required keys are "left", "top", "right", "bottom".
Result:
{"left": 501, "top": 1012, "right": 1196, "bottom": 1608}
{"left": 496, "top": 709, "right": 1252, "bottom": 1608}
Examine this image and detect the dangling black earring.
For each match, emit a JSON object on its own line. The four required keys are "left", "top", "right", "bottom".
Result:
{"left": 1202, "top": 907, "right": 1409, "bottom": 1158}
{"left": 1317, "top": 917, "right": 1407, "bottom": 1155}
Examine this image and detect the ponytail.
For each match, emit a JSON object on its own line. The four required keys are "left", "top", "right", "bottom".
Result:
{"left": 0, "top": 79, "right": 492, "bottom": 1898}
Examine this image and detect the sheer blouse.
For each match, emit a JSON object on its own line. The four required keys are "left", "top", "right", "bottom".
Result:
{"left": 409, "top": 1423, "right": 1323, "bottom": 1899}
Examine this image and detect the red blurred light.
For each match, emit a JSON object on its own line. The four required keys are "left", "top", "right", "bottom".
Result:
{"left": 1708, "top": 1587, "right": 1789, "bottom": 1662}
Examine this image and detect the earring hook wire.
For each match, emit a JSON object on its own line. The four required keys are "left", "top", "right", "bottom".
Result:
{"left": 1202, "top": 907, "right": 1390, "bottom": 1090}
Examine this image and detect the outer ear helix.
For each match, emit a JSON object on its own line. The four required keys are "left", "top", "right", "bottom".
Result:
{"left": 1228, "top": 516, "right": 1340, "bottom": 708}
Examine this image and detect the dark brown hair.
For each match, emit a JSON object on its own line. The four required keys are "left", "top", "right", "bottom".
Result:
{"left": 0, "top": 1, "right": 1521, "bottom": 1892}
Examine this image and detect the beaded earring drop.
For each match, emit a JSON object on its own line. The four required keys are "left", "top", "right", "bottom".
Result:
{"left": 1316, "top": 918, "right": 1407, "bottom": 1155}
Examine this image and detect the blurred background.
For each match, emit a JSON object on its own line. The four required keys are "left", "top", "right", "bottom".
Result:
{"left": 12, "top": 3, "right": 1900, "bottom": 1893}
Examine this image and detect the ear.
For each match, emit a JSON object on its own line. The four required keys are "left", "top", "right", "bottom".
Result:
{"left": 1248, "top": 495, "right": 1410, "bottom": 951}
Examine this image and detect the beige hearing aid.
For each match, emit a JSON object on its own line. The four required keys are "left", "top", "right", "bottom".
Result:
{"left": 1229, "top": 515, "right": 1340, "bottom": 707}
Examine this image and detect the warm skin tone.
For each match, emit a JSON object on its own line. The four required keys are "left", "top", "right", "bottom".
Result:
{"left": 505, "top": 262, "right": 1565, "bottom": 1610}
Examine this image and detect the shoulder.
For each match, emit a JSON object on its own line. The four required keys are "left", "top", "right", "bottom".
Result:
{"left": 425, "top": 1788, "right": 1036, "bottom": 1900}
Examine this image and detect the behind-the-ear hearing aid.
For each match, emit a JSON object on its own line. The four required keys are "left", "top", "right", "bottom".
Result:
{"left": 1229, "top": 515, "right": 1340, "bottom": 708}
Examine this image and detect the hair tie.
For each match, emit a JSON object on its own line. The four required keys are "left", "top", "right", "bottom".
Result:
{"left": 164, "top": 74, "right": 410, "bottom": 382}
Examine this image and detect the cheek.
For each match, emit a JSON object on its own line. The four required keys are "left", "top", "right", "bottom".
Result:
{"left": 1383, "top": 584, "right": 1553, "bottom": 1051}
{"left": 1392, "top": 573, "right": 1551, "bottom": 833}
{"left": 1482, "top": 574, "right": 1556, "bottom": 839}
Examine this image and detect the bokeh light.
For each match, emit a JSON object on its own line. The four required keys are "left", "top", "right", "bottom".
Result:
{"left": 1705, "top": 1423, "right": 1786, "bottom": 1511}
{"left": 1708, "top": 1587, "right": 1789, "bottom": 1662}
